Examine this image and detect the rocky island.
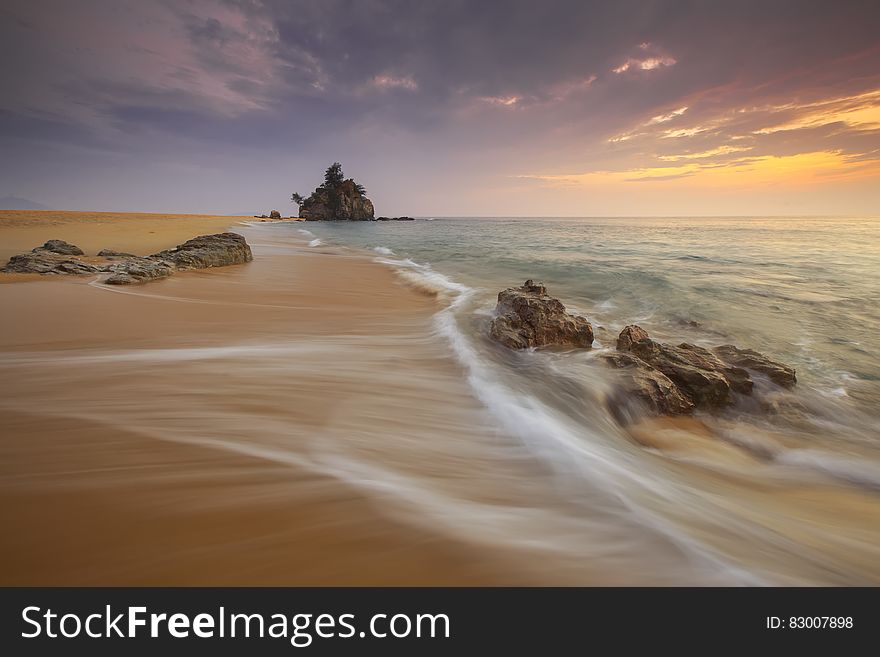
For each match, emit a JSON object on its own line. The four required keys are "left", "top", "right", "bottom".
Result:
{"left": 291, "top": 163, "right": 413, "bottom": 221}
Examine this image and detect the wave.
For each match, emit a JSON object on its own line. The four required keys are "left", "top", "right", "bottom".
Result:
{"left": 373, "top": 246, "right": 395, "bottom": 256}
{"left": 774, "top": 449, "right": 880, "bottom": 491}
{"left": 308, "top": 238, "right": 322, "bottom": 247}
{"left": 371, "top": 249, "right": 759, "bottom": 583}
{"left": 298, "top": 228, "right": 315, "bottom": 237}
{"left": 374, "top": 256, "right": 470, "bottom": 297}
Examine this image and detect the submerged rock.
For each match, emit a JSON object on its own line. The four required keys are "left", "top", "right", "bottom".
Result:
{"left": 617, "top": 324, "right": 649, "bottom": 351}
{"left": 601, "top": 352, "right": 695, "bottom": 419}
{"left": 490, "top": 280, "right": 594, "bottom": 349}
{"left": 151, "top": 233, "right": 253, "bottom": 270}
{"left": 713, "top": 344, "right": 797, "bottom": 387}
{"left": 608, "top": 324, "right": 796, "bottom": 417}
{"left": 626, "top": 337, "right": 751, "bottom": 407}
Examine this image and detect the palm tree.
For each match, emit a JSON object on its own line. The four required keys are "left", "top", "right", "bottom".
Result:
{"left": 290, "top": 192, "right": 304, "bottom": 207}
{"left": 323, "top": 162, "right": 344, "bottom": 188}
{"left": 354, "top": 183, "right": 367, "bottom": 196}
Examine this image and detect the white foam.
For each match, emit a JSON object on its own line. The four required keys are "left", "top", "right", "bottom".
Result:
{"left": 373, "top": 246, "right": 394, "bottom": 256}
{"left": 308, "top": 238, "right": 322, "bottom": 247}
{"left": 298, "top": 228, "right": 315, "bottom": 237}
{"left": 775, "top": 449, "right": 880, "bottom": 491}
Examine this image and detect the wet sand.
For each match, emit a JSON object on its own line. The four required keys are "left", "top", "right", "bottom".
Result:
{"left": 0, "top": 214, "right": 517, "bottom": 585}
{"left": 3, "top": 213, "right": 879, "bottom": 586}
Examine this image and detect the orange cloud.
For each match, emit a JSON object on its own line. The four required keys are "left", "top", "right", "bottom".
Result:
{"left": 519, "top": 150, "right": 880, "bottom": 189}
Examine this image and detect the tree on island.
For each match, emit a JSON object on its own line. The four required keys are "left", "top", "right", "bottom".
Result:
{"left": 291, "top": 162, "right": 374, "bottom": 221}
{"left": 323, "top": 162, "right": 345, "bottom": 188}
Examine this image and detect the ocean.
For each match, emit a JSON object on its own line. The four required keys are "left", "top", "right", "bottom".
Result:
{"left": 258, "top": 215, "right": 880, "bottom": 584}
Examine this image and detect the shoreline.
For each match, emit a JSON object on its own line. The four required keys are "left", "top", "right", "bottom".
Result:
{"left": 0, "top": 212, "right": 523, "bottom": 585}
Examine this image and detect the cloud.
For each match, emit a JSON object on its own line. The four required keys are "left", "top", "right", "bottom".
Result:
{"left": 1, "top": 0, "right": 879, "bottom": 214}
{"left": 369, "top": 74, "right": 419, "bottom": 91}
{"left": 658, "top": 145, "right": 752, "bottom": 161}
{"left": 613, "top": 55, "right": 677, "bottom": 74}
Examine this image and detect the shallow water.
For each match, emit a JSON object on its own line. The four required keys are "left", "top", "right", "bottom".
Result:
{"left": 285, "top": 216, "right": 880, "bottom": 584}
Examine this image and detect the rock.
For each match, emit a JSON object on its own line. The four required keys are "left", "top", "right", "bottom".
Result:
{"left": 1, "top": 250, "right": 99, "bottom": 275}
{"left": 269, "top": 210, "right": 281, "bottom": 219}
{"left": 489, "top": 280, "right": 594, "bottom": 349}
{"left": 97, "top": 249, "right": 136, "bottom": 259}
{"left": 713, "top": 344, "right": 797, "bottom": 388}
{"left": 609, "top": 325, "right": 804, "bottom": 414}
{"left": 298, "top": 164, "right": 375, "bottom": 221}
{"left": 376, "top": 216, "right": 415, "bottom": 221}
{"left": 150, "top": 233, "right": 253, "bottom": 270}
{"left": 103, "top": 257, "right": 175, "bottom": 285}
{"left": 601, "top": 352, "right": 694, "bottom": 419}
{"left": 37, "top": 239, "right": 84, "bottom": 256}
{"left": 625, "top": 338, "right": 750, "bottom": 407}
{"left": 617, "top": 324, "right": 649, "bottom": 351}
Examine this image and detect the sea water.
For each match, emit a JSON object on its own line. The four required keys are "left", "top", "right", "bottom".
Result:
{"left": 276, "top": 216, "right": 880, "bottom": 584}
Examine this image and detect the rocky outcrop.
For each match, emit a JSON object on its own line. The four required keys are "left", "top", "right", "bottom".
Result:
{"left": 617, "top": 324, "right": 649, "bottom": 351}
{"left": 104, "top": 257, "right": 176, "bottom": 285}
{"left": 294, "top": 163, "right": 376, "bottom": 221}
{"left": 601, "top": 352, "right": 695, "bottom": 418}
{"left": 301, "top": 180, "right": 375, "bottom": 221}
{"left": 40, "top": 239, "right": 84, "bottom": 256}
{"left": 269, "top": 210, "right": 281, "bottom": 219}
{"left": 97, "top": 249, "right": 136, "bottom": 259}
{"left": 1, "top": 233, "right": 252, "bottom": 284}
{"left": 151, "top": 233, "right": 252, "bottom": 270}
{"left": 1, "top": 250, "right": 100, "bottom": 275}
{"left": 489, "top": 280, "right": 594, "bottom": 349}
{"left": 712, "top": 344, "right": 797, "bottom": 387}
{"left": 376, "top": 216, "right": 415, "bottom": 221}
{"left": 624, "top": 335, "right": 751, "bottom": 407}
{"left": 607, "top": 324, "right": 796, "bottom": 417}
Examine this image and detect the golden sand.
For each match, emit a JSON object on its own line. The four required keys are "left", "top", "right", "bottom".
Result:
{"left": 0, "top": 210, "right": 259, "bottom": 263}
{"left": 0, "top": 212, "right": 517, "bottom": 585}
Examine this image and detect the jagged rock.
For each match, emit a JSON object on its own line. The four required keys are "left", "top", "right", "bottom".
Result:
{"left": 269, "top": 210, "right": 281, "bottom": 219}
{"left": 713, "top": 344, "right": 797, "bottom": 388}
{"left": 610, "top": 326, "right": 795, "bottom": 416}
{"left": 2, "top": 233, "right": 253, "bottom": 284}
{"left": 601, "top": 352, "right": 694, "bottom": 419}
{"left": 490, "top": 280, "right": 594, "bottom": 349}
{"left": 617, "top": 324, "right": 649, "bottom": 351}
{"left": 38, "top": 239, "right": 85, "bottom": 256}
{"left": 300, "top": 179, "right": 375, "bottom": 221}
{"left": 625, "top": 338, "right": 750, "bottom": 407}
{"left": 151, "top": 233, "right": 252, "bottom": 270}
{"left": 103, "top": 258, "right": 175, "bottom": 285}
{"left": 97, "top": 249, "right": 136, "bottom": 259}
{"left": 1, "top": 250, "right": 99, "bottom": 275}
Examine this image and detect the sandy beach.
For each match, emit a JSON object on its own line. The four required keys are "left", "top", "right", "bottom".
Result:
{"left": 3, "top": 212, "right": 879, "bottom": 587}
{"left": 0, "top": 212, "right": 523, "bottom": 585}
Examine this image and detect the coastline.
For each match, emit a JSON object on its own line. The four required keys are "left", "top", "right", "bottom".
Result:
{"left": 2, "top": 213, "right": 879, "bottom": 585}
{"left": 0, "top": 212, "right": 518, "bottom": 585}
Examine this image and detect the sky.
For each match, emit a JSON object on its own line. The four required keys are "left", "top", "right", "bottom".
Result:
{"left": 1, "top": 0, "right": 879, "bottom": 216}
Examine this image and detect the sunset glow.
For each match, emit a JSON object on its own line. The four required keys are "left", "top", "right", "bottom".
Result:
{"left": 0, "top": 1, "right": 877, "bottom": 215}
